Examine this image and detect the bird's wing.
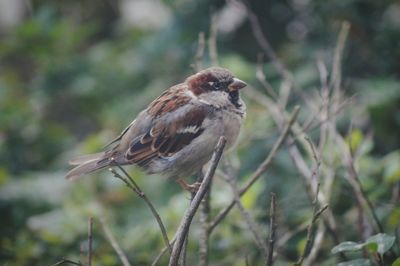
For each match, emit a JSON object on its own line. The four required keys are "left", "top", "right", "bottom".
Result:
{"left": 125, "top": 103, "right": 208, "bottom": 166}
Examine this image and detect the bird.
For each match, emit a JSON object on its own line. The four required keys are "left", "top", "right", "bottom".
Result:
{"left": 66, "top": 67, "right": 247, "bottom": 191}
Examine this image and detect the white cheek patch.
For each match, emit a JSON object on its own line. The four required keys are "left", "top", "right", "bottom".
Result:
{"left": 177, "top": 125, "right": 200, "bottom": 134}
{"left": 208, "top": 82, "right": 214, "bottom": 86}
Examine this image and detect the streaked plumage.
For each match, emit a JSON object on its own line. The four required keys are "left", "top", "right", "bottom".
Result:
{"left": 66, "top": 67, "right": 246, "bottom": 181}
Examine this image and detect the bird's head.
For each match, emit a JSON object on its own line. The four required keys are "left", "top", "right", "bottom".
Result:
{"left": 186, "top": 67, "right": 247, "bottom": 108}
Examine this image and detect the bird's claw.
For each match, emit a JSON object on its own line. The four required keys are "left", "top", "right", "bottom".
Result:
{"left": 177, "top": 179, "right": 202, "bottom": 194}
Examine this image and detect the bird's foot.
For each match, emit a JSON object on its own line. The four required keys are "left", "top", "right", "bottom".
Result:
{"left": 177, "top": 179, "right": 202, "bottom": 194}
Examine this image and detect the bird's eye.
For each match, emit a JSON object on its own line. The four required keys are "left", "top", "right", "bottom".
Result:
{"left": 208, "top": 81, "right": 223, "bottom": 90}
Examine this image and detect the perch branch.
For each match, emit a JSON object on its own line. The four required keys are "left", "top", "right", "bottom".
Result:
{"left": 168, "top": 137, "right": 227, "bottom": 266}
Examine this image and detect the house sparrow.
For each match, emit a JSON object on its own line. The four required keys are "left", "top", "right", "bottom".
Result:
{"left": 66, "top": 67, "right": 247, "bottom": 189}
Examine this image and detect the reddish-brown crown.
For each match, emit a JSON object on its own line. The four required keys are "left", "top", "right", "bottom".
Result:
{"left": 186, "top": 67, "right": 234, "bottom": 95}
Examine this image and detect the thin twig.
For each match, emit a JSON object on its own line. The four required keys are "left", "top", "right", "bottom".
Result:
{"left": 168, "top": 137, "right": 227, "bottom": 266}
{"left": 227, "top": 0, "right": 290, "bottom": 81}
{"left": 294, "top": 135, "right": 326, "bottom": 266}
{"left": 194, "top": 32, "right": 205, "bottom": 72}
{"left": 209, "top": 106, "right": 300, "bottom": 233}
{"left": 151, "top": 238, "right": 177, "bottom": 266}
{"left": 256, "top": 53, "right": 279, "bottom": 101}
{"left": 24, "top": 0, "right": 33, "bottom": 16}
{"left": 294, "top": 183, "right": 328, "bottom": 266}
{"left": 266, "top": 193, "right": 277, "bottom": 266}
{"left": 88, "top": 217, "right": 93, "bottom": 266}
{"left": 221, "top": 170, "right": 268, "bottom": 256}
{"left": 304, "top": 222, "right": 326, "bottom": 265}
{"left": 276, "top": 221, "right": 309, "bottom": 254}
{"left": 246, "top": 87, "right": 344, "bottom": 252}
{"left": 99, "top": 217, "right": 132, "bottom": 266}
{"left": 109, "top": 161, "right": 172, "bottom": 255}
{"left": 51, "top": 258, "right": 83, "bottom": 266}
{"left": 208, "top": 13, "right": 219, "bottom": 66}
{"left": 330, "top": 21, "right": 350, "bottom": 95}
{"left": 341, "top": 132, "right": 384, "bottom": 234}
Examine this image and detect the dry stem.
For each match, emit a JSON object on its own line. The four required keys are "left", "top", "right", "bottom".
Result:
{"left": 88, "top": 217, "right": 93, "bottom": 266}
{"left": 168, "top": 137, "right": 227, "bottom": 266}
{"left": 208, "top": 13, "right": 219, "bottom": 66}
{"left": 193, "top": 32, "right": 205, "bottom": 71}
{"left": 266, "top": 193, "right": 277, "bottom": 266}
{"left": 51, "top": 258, "right": 83, "bottom": 266}
{"left": 221, "top": 169, "right": 268, "bottom": 256}
{"left": 209, "top": 106, "right": 300, "bottom": 233}
{"left": 99, "top": 217, "right": 132, "bottom": 266}
{"left": 109, "top": 161, "right": 172, "bottom": 255}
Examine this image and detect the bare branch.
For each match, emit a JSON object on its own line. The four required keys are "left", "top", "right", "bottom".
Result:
{"left": 330, "top": 21, "right": 350, "bottom": 94}
{"left": 109, "top": 161, "right": 172, "bottom": 255}
{"left": 294, "top": 136, "right": 327, "bottom": 265}
{"left": 88, "top": 217, "right": 93, "bottom": 266}
{"left": 294, "top": 184, "right": 329, "bottom": 266}
{"left": 51, "top": 258, "right": 83, "bottom": 266}
{"left": 256, "top": 53, "right": 279, "bottom": 101}
{"left": 193, "top": 32, "right": 205, "bottom": 72}
{"left": 247, "top": 85, "right": 345, "bottom": 246}
{"left": 209, "top": 106, "right": 300, "bottom": 233}
{"left": 266, "top": 193, "right": 277, "bottom": 266}
{"left": 336, "top": 130, "right": 384, "bottom": 234}
{"left": 227, "top": 0, "right": 291, "bottom": 81}
{"left": 220, "top": 170, "right": 268, "bottom": 256}
{"left": 168, "top": 137, "right": 227, "bottom": 266}
{"left": 151, "top": 238, "right": 177, "bottom": 266}
{"left": 304, "top": 222, "right": 326, "bottom": 265}
{"left": 208, "top": 13, "right": 219, "bottom": 66}
{"left": 99, "top": 217, "right": 132, "bottom": 266}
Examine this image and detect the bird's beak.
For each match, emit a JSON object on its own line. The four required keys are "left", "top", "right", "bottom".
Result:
{"left": 228, "top": 78, "right": 247, "bottom": 92}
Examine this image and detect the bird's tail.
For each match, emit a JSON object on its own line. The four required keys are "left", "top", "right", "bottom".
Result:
{"left": 66, "top": 152, "right": 117, "bottom": 180}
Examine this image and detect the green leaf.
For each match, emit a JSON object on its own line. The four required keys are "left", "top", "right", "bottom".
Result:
{"left": 338, "top": 259, "right": 371, "bottom": 266}
{"left": 241, "top": 178, "right": 262, "bottom": 209}
{"left": 346, "top": 129, "right": 364, "bottom": 153}
{"left": 392, "top": 257, "right": 400, "bottom": 266}
{"left": 365, "top": 233, "right": 396, "bottom": 255}
{"left": 331, "top": 242, "right": 364, "bottom": 253}
{"left": 365, "top": 242, "right": 378, "bottom": 253}
{"left": 383, "top": 151, "right": 400, "bottom": 183}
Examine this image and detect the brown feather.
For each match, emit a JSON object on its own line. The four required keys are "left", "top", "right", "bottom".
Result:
{"left": 147, "top": 85, "right": 192, "bottom": 117}
{"left": 126, "top": 105, "right": 207, "bottom": 163}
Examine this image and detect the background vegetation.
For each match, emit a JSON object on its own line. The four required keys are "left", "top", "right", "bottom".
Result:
{"left": 0, "top": 0, "right": 399, "bottom": 265}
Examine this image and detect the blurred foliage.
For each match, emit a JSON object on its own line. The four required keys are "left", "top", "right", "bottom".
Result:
{"left": 0, "top": 0, "right": 399, "bottom": 265}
